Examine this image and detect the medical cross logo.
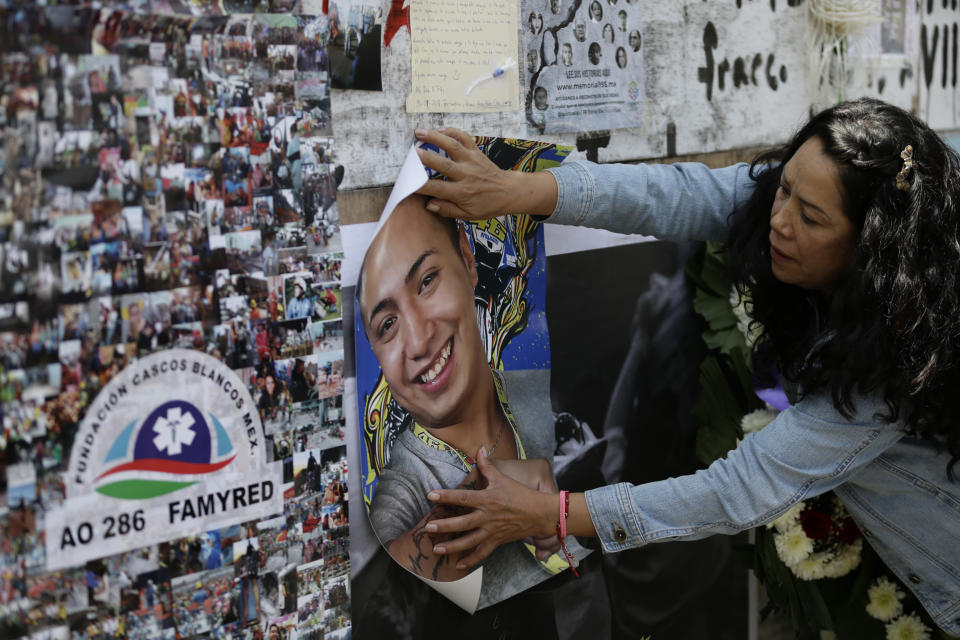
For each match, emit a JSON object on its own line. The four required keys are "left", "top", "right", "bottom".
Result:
{"left": 94, "top": 400, "right": 237, "bottom": 500}
{"left": 46, "top": 350, "right": 282, "bottom": 570}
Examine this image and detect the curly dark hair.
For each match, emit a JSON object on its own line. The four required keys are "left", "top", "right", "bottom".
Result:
{"left": 728, "top": 97, "right": 960, "bottom": 475}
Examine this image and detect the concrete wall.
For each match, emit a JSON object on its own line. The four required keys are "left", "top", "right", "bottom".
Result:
{"left": 333, "top": 0, "right": 955, "bottom": 193}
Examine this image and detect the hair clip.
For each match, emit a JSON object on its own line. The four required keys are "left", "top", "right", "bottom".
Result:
{"left": 896, "top": 144, "right": 916, "bottom": 191}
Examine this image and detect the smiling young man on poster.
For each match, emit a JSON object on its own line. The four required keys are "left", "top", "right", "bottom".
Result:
{"left": 357, "top": 194, "right": 586, "bottom": 609}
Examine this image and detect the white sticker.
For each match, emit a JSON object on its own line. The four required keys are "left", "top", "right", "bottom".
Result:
{"left": 45, "top": 350, "right": 282, "bottom": 569}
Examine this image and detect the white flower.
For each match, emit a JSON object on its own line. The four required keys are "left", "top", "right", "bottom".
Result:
{"left": 821, "top": 539, "right": 862, "bottom": 578}
{"left": 866, "top": 576, "right": 906, "bottom": 622}
{"left": 774, "top": 523, "right": 813, "bottom": 566}
{"left": 768, "top": 501, "right": 806, "bottom": 532}
{"left": 741, "top": 407, "right": 778, "bottom": 435}
{"left": 790, "top": 550, "right": 831, "bottom": 580}
{"left": 885, "top": 613, "right": 931, "bottom": 640}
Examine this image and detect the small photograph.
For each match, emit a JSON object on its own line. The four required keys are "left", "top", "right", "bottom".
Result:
{"left": 184, "top": 167, "right": 220, "bottom": 207}
{"left": 210, "top": 318, "right": 255, "bottom": 369}
{"left": 312, "top": 283, "right": 342, "bottom": 323}
{"left": 298, "top": 96, "right": 333, "bottom": 138}
{"left": 232, "top": 538, "right": 263, "bottom": 627}
{"left": 282, "top": 273, "right": 315, "bottom": 320}
{"left": 223, "top": 229, "right": 264, "bottom": 274}
{"left": 251, "top": 149, "right": 274, "bottom": 194}
{"left": 0, "top": 302, "right": 30, "bottom": 332}
{"left": 320, "top": 529, "right": 350, "bottom": 578}
{"left": 87, "top": 297, "right": 119, "bottom": 344}
{"left": 59, "top": 250, "right": 92, "bottom": 301}
{"left": 273, "top": 190, "right": 301, "bottom": 225}
{"left": 297, "top": 559, "right": 323, "bottom": 600}
{"left": 262, "top": 612, "right": 298, "bottom": 640}
{"left": 296, "top": 590, "right": 324, "bottom": 632}
{"left": 274, "top": 317, "right": 315, "bottom": 360}
{"left": 92, "top": 93, "right": 125, "bottom": 133}
{"left": 312, "top": 319, "right": 343, "bottom": 355}
{"left": 276, "top": 354, "right": 319, "bottom": 405}
{"left": 602, "top": 22, "right": 615, "bottom": 44}
{"left": 224, "top": 205, "right": 258, "bottom": 232}
{"left": 158, "top": 530, "right": 225, "bottom": 579}
{"left": 117, "top": 292, "right": 172, "bottom": 353}
{"left": 306, "top": 216, "right": 342, "bottom": 255}
{"left": 225, "top": 177, "right": 253, "bottom": 209}
{"left": 223, "top": 144, "right": 252, "bottom": 185}
{"left": 573, "top": 19, "right": 586, "bottom": 41}
{"left": 292, "top": 447, "right": 327, "bottom": 498}
{"left": 89, "top": 241, "right": 141, "bottom": 296}
{"left": 6, "top": 462, "right": 37, "bottom": 510}
{"left": 298, "top": 16, "right": 330, "bottom": 73}
{"left": 311, "top": 252, "right": 342, "bottom": 284}
{"left": 254, "top": 195, "right": 275, "bottom": 228}
{"left": 273, "top": 224, "right": 308, "bottom": 251}
{"left": 533, "top": 86, "right": 549, "bottom": 111}
{"left": 266, "top": 44, "right": 297, "bottom": 72}
{"left": 315, "top": 351, "right": 343, "bottom": 400}
{"left": 588, "top": 0, "right": 603, "bottom": 21}
{"left": 256, "top": 515, "right": 296, "bottom": 574}
{"left": 205, "top": 200, "right": 226, "bottom": 237}
{"left": 320, "top": 574, "right": 351, "bottom": 632}
{"left": 1, "top": 318, "right": 58, "bottom": 369}
{"left": 92, "top": 200, "right": 132, "bottom": 244}
{"left": 274, "top": 246, "right": 308, "bottom": 276}
{"left": 166, "top": 286, "right": 207, "bottom": 325}
{"left": 0, "top": 242, "right": 31, "bottom": 300}
{"left": 222, "top": 36, "right": 256, "bottom": 62}
{"left": 588, "top": 41, "right": 602, "bottom": 65}
{"left": 1, "top": 365, "right": 60, "bottom": 451}
{"left": 219, "top": 107, "right": 259, "bottom": 148}
{"left": 170, "top": 566, "right": 238, "bottom": 636}
{"left": 77, "top": 54, "right": 122, "bottom": 94}
{"left": 327, "top": 0, "right": 382, "bottom": 91}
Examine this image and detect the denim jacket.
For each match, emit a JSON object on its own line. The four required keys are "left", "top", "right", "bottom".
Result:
{"left": 545, "top": 160, "right": 960, "bottom": 636}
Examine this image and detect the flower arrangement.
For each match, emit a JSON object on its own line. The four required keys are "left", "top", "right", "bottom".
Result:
{"left": 686, "top": 243, "right": 946, "bottom": 640}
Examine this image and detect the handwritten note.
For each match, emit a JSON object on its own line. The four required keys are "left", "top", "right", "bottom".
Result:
{"left": 406, "top": 0, "right": 519, "bottom": 113}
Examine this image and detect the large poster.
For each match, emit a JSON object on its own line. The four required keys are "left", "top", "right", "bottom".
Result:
{"left": 0, "top": 9, "right": 350, "bottom": 640}
{"left": 353, "top": 139, "right": 587, "bottom": 613}
{"left": 523, "top": 0, "right": 645, "bottom": 133}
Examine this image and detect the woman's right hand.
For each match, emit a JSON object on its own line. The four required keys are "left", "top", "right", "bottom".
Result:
{"left": 414, "top": 128, "right": 559, "bottom": 221}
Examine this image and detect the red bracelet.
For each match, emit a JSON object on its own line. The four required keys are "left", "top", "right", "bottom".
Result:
{"left": 555, "top": 490, "right": 579, "bottom": 577}
{"left": 558, "top": 491, "right": 568, "bottom": 538}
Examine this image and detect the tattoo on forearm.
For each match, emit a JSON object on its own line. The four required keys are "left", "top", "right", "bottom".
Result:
{"left": 395, "top": 477, "right": 480, "bottom": 580}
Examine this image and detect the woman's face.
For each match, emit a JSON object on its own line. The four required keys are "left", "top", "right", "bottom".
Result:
{"left": 768, "top": 136, "right": 856, "bottom": 293}
{"left": 265, "top": 375, "right": 276, "bottom": 395}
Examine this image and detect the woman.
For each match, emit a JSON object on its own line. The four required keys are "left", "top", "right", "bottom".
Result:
{"left": 258, "top": 373, "right": 283, "bottom": 421}
{"left": 412, "top": 98, "right": 960, "bottom": 636}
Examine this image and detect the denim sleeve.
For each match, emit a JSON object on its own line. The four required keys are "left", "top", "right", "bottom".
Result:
{"left": 584, "top": 392, "right": 904, "bottom": 552}
{"left": 544, "top": 160, "right": 756, "bottom": 242}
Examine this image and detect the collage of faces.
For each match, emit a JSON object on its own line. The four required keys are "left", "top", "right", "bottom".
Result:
{"left": 1, "top": 6, "right": 350, "bottom": 640}
{"left": 524, "top": 0, "right": 644, "bottom": 131}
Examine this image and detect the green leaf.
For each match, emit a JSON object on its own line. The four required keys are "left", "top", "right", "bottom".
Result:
{"left": 795, "top": 580, "right": 834, "bottom": 631}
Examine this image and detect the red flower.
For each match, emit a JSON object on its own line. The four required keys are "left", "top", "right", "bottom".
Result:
{"left": 836, "top": 517, "right": 861, "bottom": 545}
{"left": 799, "top": 508, "right": 832, "bottom": 540}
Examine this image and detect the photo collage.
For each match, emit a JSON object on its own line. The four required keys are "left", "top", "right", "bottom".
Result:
{"left": 1, "top": 6, "right": 350, "bottom": 640}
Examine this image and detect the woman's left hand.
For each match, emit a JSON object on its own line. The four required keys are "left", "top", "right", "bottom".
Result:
{"left": 425, "top": 447, "right": 557, "bottom": 570}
